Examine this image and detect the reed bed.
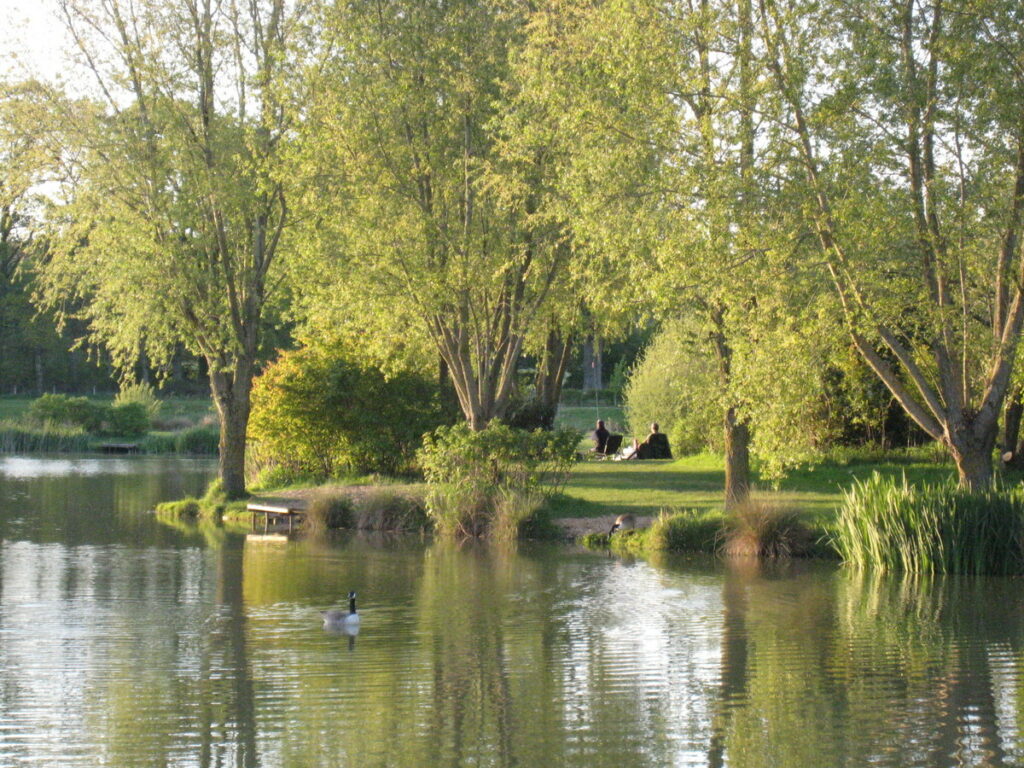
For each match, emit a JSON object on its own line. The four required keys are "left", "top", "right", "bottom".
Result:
{"left": 0, "top": 420, "right": 92, "bottom": 453}
{"left": 832, "top": 473, "right": 1024, "bottom": 575}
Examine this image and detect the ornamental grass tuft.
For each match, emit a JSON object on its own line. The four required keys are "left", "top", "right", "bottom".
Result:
{"left": 721, "top": 502, "right": 817, "bottom": 558}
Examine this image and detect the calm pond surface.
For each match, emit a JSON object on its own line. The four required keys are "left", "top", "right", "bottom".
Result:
{"left": 2, "top": 455, "right": 1024, "bottom": 767}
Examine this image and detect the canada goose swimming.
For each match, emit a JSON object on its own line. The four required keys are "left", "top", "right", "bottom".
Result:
{"left": 321, "top": 591, "right": 361, "bottom": 628}
{"left": 608, "top": 513, "right": 636, "bottom": 536}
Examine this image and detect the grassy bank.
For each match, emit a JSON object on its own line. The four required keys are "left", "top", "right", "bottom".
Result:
{"left": 550, "top": 448, "right": 959, "bottom": 526}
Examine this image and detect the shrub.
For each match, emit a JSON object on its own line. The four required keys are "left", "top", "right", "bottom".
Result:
{"left": 28, "top": 394, "right": 108, "bottom": 433}
{"left": 418, "top": 422, "right": 580, "bottom": 537}
{"left": 114, "top": 382, "right": 163, "bottom": 421}
{"left": 305, "top": 492, "right": 355, "bottom": 533}
{"left": 175, "top": 426, "right": 220, "bottom": 454}
{"left": 721, "top": 502, "right": 816, "bottom": 558}
{"left": 832, "top": 473, "right": 1024, "bottom": 574}
{"left": 504, "top": 396, "right": 557, "bottom": 431}
{"left": 105, "top": 402, "right": 150, "bottom": 436}
{"left": 249, "top": 345, "right": 446, "bottom": 480}
{"left": 623, "top": 323, "right": 722, "bottom": 456}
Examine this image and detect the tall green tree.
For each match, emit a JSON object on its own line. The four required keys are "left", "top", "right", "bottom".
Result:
{"left": 298, "top": 0, "right": 578, "bottom": 430}
{"left": 759, "top": 0, "right": 1024, "bottom": 488}
{"left": 514, "top": 0, "right": 833, "bottom": 503}
{"left": 36, "top": 0, "right": 310, "bottom": 496}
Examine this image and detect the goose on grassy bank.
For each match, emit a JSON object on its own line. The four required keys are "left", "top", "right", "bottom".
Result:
{"left": 608, "top": 513, "right": 636, "bottom": 536}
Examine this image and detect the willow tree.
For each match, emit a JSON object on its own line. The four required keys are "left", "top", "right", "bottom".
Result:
{"left": 36, "top": 0, "right": 309, "bottom": 497}
{"left": 299, "top": 0, "right": 575, "bottom": 430}
{"left": 512, "top": 0, "right": 834, "bottom": 504}
{"left": 759, "top": 0, "right": 1024, "bottom": 489}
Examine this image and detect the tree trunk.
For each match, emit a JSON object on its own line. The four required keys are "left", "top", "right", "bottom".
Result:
{"left": 724, "top": 407, "right": 751, "bottom": 509}
{"left": 438, "top": 356, "right": 462, "bottom": 424}
{"left": 948, "top": 425, "right": 996, "bottom": 492}
{"left": 209, "top": 359, "right": 254, "bottom": 500}
{"left": 535, "top": 329, "right": 572, "bottom": 412}
{"left": 34, "top": 347, "right": 43, "bottom": 394}
{"left": 1002, "top": 390, "right": 1023, "bottom": 466}
{"left": 582, "top": 336, "right": 602, "bottom": 391}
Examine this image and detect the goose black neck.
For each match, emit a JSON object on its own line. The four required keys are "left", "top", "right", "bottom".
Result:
{"left": 349, "top": 594, "right": 357, "bottom": 614}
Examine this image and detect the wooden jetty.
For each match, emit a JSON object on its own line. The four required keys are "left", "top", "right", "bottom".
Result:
{"left": 247, "top": 501, "right": 305, "bottom": 533}
{"left": 99, "top": 443, "right": 140, "bottom": 454}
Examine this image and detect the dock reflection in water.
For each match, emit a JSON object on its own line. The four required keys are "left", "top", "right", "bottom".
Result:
{"left": 0, "top": 456, "right": 1023, "bottom": 767}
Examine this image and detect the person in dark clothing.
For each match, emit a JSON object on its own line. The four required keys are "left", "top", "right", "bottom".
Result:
{"left": 631, "top": 422, "right": 672, "bottom": 460}
{"left": 592, "top": 419, "right": 610, "bottom": 454}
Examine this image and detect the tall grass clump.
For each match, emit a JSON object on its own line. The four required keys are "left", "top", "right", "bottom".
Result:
{"left": 353, "top": 488, "right": 428, "bottom": 531}
{"left": 647, "top": 508, "right": 722, "bottom": 553}
{"left": 0, "top": 419, "right": 92, "bottom": 452}
{"left": 833, "top": 473, "right": 1024, "bottom": 574}
{"left": 584, "top": 508, "right": 721, "bottom": 555}
{"left": 721, "top": 502, "right": 818, "bottom": 558}
{"left": 418, "top": 422, "right": 579, "bottom": 538}
{"left": 304, "top": 492, "right": 354, "bottom": 533}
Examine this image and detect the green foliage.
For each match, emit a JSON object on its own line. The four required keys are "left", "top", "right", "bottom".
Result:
{"left": 105, "top": 402, "right": 149, "bottom": 436}
{"left": 173, "top": 426, "right": 219, "bottom": 455}
{"left": 504, "top": 397, "right": 557, "bottom": 431}
{"left": 624, "top": 323, "right": 721, "bottom": 455}
{"left": 304, "top": 492, "right": 355, "bottom": 533}
{"left": 294, "top": 0, "right": 586, "bottom": 429}
{"left": 418, "top": 422, "right": 580, "bottom": 537}
{"left": 28, "top": 394, "right": 107, "bottom": 433}
{"left": 114, "top": 382, "right": 162, "bottom": 421}
{"left": 34, "top": 1, "right": 310, "bottom": 498}
{"left": 249, "top": 346, "right": 445, "bottom": 481}
{"left": 833, "top": 474, "right": 1024, "bottom": 575}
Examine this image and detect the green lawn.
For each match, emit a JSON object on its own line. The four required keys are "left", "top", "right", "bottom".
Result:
{"left": 551, "top": 450, "right": 962, "bottom": 523}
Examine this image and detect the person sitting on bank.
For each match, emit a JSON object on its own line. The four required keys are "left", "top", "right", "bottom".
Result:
{"left": 628, "top": 423, "right": 673, "bottom": 460}
{"left": 592, "top": 419, "right": 610, "bottom": 454}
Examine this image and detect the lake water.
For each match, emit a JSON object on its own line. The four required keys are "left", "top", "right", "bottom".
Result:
{"left": 1, "top": 455, "right": 1024, "bottom": 767}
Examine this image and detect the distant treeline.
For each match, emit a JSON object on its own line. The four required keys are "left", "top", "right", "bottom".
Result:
{"left": 0, "top": 275, "right": 210, "bottom": 396}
